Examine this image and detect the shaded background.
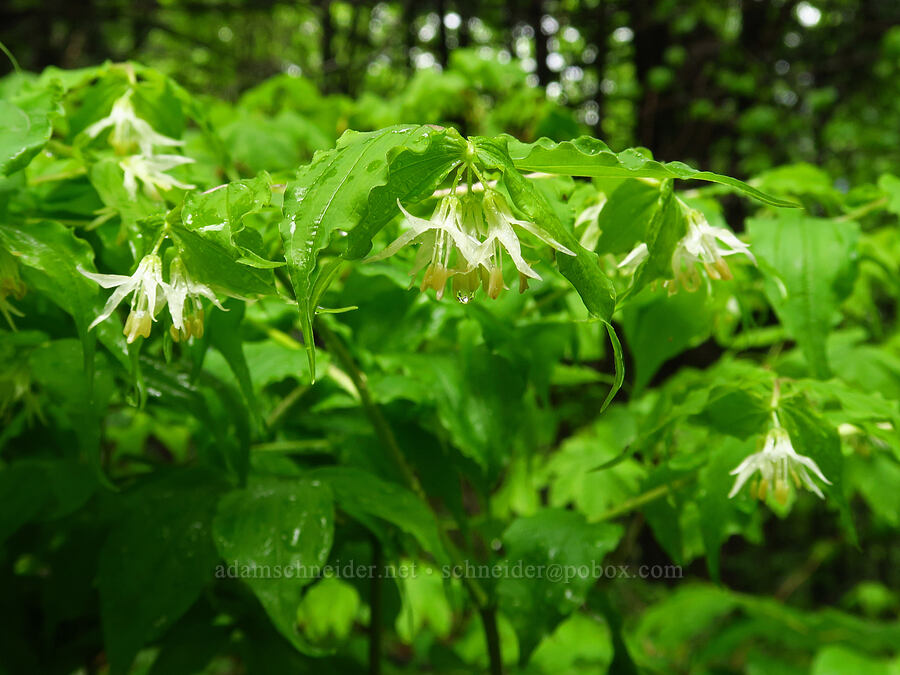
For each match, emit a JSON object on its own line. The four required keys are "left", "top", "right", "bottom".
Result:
{"left": 3, "top": 0, "right": 899, "bottom": 183}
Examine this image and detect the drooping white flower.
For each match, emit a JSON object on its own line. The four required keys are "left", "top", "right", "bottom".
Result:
{"left": 617, "top": 242, "right": 648, "bottom": 276}
{"left": 164, "top": 257, "right": 225, "bottom": 341}
{"left": 366, "top": 196, "right": 482, "bottom": 300}
{"left": 667, "top": 209, "right": 756, "bottom": 293}
{"left": 85, "top": 90, "right": 185, "bottom": 155}
{"left": 728, "top": 417, "right": 831, "bottom": 504}
{"left": 474, "top": 190, "right": 576, "bottom": 299}
{"left": 120, "top": 154, "right": 195, "bottom": 200}
{"left": 617, "top": 208, "right": 755, "bottom": 293}
{"left": 79, "top": 254, "right": 166, "bottom": 343}
{"left": 573, "top": 194, "right": 607, "bottom": 250}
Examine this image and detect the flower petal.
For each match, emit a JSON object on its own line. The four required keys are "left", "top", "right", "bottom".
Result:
{"left": 78, "top": 266, "right": 134, "bottom": 289}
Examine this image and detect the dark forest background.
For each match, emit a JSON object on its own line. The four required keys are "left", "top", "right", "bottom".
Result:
{"left": 3, "top": 0, "right": 899, "bottom": 184}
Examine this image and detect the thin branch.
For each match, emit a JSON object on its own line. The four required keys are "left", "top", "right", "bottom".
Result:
{"left": 596, "top": 474, "right": 697, "bottom": 521}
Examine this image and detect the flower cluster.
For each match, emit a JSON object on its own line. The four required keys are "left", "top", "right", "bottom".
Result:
{"left": 79, "top": 254, "right": 223, "bottom": 343}
{"left": 367, "top": 189, "right": 575, "bottom": 302}
{"left": 728, "top": 414, "right": 831, "bottom": 505}
{"left": 619, "top": 207, "right": 756, "bottom": 293}
{"left": 86, "top": 90, "right": 195, "bottom": 200}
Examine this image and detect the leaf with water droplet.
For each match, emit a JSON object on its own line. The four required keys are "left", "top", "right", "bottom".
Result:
{"left": 280, "top": 125, "right": 466, "bottom": 378}
{"left": 213, "top": 476, "right": 334, "bottom": 655}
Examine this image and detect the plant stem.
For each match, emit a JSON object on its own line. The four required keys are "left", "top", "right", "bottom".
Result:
{"left": 479, "top": 607, "right": 504, "bottom": 675}
{"left": 835, "top": 196, "right": 887, "bottom": 222}
{"left": 316, "top": 318, "right": 423, "bottom": 497}
{"left": 315, "top": 317, "right": 489, "bottom": 611}
{"left": 264, "top": 384, "right": 309, "bottom": 428}
{"left": 596, "top": 474, "right": 696, "bottom": 521}
{"left": 369, "top": 536, "right": 383, "bottom": 675}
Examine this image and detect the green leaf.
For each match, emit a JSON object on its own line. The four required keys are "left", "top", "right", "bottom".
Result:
{"left": 812, "top": 645, "right": 899, "bottom": 675}
{"left": 206, "top": 299, "right": 260, "bottom": 426}
{"left": 169, "top": 222, "right": 276, "bottom": 299}
{"left": 748, "top": 213, "right": 860, "bottom": 378}
{"left": 0, "top": 81, "right": 62, "bottom": 176}
{"left": 698, "top": 436, "right": 755, "bottom": 581}
{"left": 89, "top": 159, "right": 166, "bottom": 226}
{"left": 99, "top": 469, "right": 227, "bottom": 675}
{"left": 506, "top": 136, "right": 797, "bottom": 207}
{"left": 628, "top": 180, "right": 688, "bottom": 296}
{"left": 601, "top": 321, "right": 625, "bottom": 411}
{"left": 282, "top": 125, "right": 465, "bottom": 376}
{"left": 594, "top": 179, "right": 662, "bottom": 254}
{"left": 0, "top": 463, "right": 43, "bottom": 544}
{"left": 181, "top": 173, "right": 282, "bottom": 269}
{"left": 698, "top": 386, "right": 771, "bottom": 439}
{"left": 876, "top": 173, "right": 900, "bottom": 216}
{"left": 621, "top": 284, "right": 712, "bottom": 392}
{"left": 213, "top": 476, "right": 334, "bottom": 654}
{"left": 497, "top": 508, "right": 622, "bottom": 661}
{"left": 779, "top": 399, "right": 856, "bottom": 543}
{"left": 0, "top": 221, "right": 99, "bottom": 369}
{"left": 409, "top": 346, "right": 526, "bottom": 477}
{"left": 306, "top": 466, "right": 447, "bottom": 562}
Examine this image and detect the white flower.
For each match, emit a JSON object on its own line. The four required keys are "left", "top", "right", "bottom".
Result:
{"left": 164, "top": 257, "right": 225, "bottom": 341}
{"left": 85, "top": 90, "right": 185, "bottom": 155}
{"left": 728, "top": 419, "right": 831, "bottom": 504}
{"left": 120, "top": 154, "right": 195, "bottom": 200}
{"left": 617, "top": 242, "right": 648, "bottom": 276}
{"left": 574, "top": 194, "right": 606, "bottom": 250}
{"left": 366, "top": 195, "right": 482, "bottom": 300}
{"left": 667, "top": 209, "right": 756, "bottom": 293}
{"left": 79, "top": 254, "right": 166, "bottom": 343}
{"left": 474, "top": 190, "right": 575, "bottom": 299}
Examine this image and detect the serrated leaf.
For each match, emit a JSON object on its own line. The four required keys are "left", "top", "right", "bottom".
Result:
{"left": 181, "top": 174, "right": 282, "bottom": 269}
{"left": 506, "top": 136, "right": 797, "bottom": 207}
{"left": 213, "top": 476, "right": 334, "bottom": 654}
{"left": 281, "top": 126, "right": 464, "bottom": 377}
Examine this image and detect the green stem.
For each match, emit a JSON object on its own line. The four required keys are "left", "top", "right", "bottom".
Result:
{"left": 250, "top": 439, "right": 328, "bottom": 454}
{"left": 265, "top": 384, "right": 309, "bottom": 429}
{"left": 28, "top": 167, "right": 88, "bottom": 185}
{"left": 479, "top": 606, "right": 504, "bottom": 675}
{"left": 835, "top": 196, "right": 888, "bottom": 222}
{"left": 596, "top": 474, "right": 696, "bottom": 521}
{"left": 369, "top": 536, "right": 384, "bottom": 675}
{"left": 315, "top": 317, "right": 490, "bottom": 609}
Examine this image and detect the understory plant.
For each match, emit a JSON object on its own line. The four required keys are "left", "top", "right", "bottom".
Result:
{"left": 2, "top": 62, "right": 900, "bottom": 675}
